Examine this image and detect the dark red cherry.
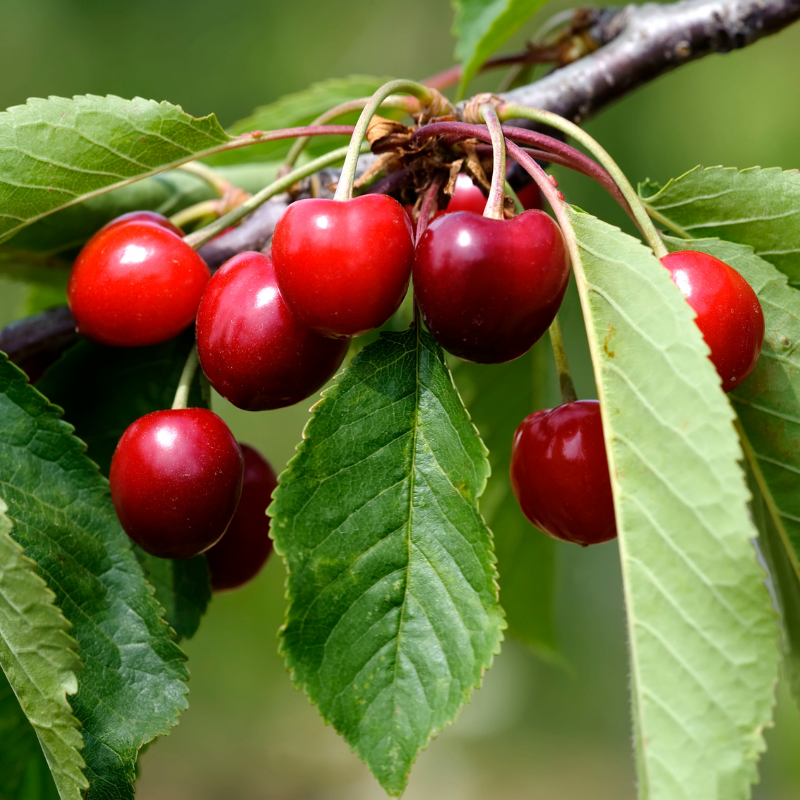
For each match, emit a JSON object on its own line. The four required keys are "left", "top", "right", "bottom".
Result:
{"left": 109, "top": 408, "right": 244, "bottom": 559}
{"left": 510, "top": 400, "right": 616, "bottom": 546}
{"left": 271, "top": 195, "right": 415, "bottom": 337}
{"left": 661, "top": 250, "right": 764, "bottom": 392}
{"left": 516, "top": 182, "right": 544, "bottom": 211}
{"left": 413, "top": 210, "right": 570, "bottom": 363}
{"left": 101, "top": 210, "right": 183, "bottom": 236}
{"left": 195, "top": 251, "right": 349, "bottom": 410}
{"left": 205, "top": 444, "right": 278, "bottom": 592}
{"left": 68, "top": 221, "right": 210, "bottom": 347}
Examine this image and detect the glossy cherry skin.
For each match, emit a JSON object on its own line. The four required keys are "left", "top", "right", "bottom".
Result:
{"left": 272, "top": 194, "right": 415, "bottom": 338}
{"left": 101, "top": 210, "right": 183, "bottom": 236}
{"left": 510, "top": 400, "right": 617, "bottom": 546}
{"left": 442, "top": 173, "right": 487, "bottom": 215}
{"left": 196, "top": 252, "right": 349, "bottom": 410}
{"left": 109, "top": 408, "right": 244, "bottom": 559}
{"left": 413, "top": 210, "right": 570, "bottom": 363}
{"left": 68, "top": 221, "right": 210, "bottom": 347}
{"left": 205, "top": 444, "right": 278, "bottom": 592}
{"left": 661, "top": 250, "right": 764, "bottom": 392}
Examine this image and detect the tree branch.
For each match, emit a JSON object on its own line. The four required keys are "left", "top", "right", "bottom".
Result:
{"left": 500, "top": 0, "right": 800, "bottom": 124}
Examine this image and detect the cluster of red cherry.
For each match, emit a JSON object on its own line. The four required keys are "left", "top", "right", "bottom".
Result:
{"left": 65, "top": 169, "right": 764, "bottom": 587}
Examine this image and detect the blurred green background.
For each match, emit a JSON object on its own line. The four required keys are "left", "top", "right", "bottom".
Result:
{"left": 1, "top": 0, "right": 800, "bottom": 797}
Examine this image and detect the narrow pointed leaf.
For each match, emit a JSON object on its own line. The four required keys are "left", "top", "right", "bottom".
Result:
{"left": 565, "top": 206, "right": 779, "bottom": 800}
{"left": 641, "top": 167, "right": 800, "bottom": 283}
{"left": 0, "top": 500, "right": 86, "bottom": 800}
{"left": 270, "top": 328, "right": 505, "bottom": 796}
{"left": 0, "top": 94, "right": 231, "bottom": 243}
{"left": 453, "top": 347, "right": 558, "bottom": 657}
{"left": 0, "top": 354, "right": 189, "bottom": 800}
{"left": 452, "top": 0, "right": 548, "bottom": 97}
{"left": 36, "top": 331, "right": 211, "bottom": 641}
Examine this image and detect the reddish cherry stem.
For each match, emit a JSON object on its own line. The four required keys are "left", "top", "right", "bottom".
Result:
{"left": 412, "top": 122, "right": 634, "bottom": 224}
{"left": 415, "top": 176, "right": 443, "bottom": 244}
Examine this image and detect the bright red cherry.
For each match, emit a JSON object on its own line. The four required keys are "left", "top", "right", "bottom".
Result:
{"left": 661, "top": 250, "right": 764, "bottom": 392}
{"left": 413, "top": 210, "right": 570, "bottom": 363}
{"left": 205, "top": 444, "right": 278, "bottom": 592}
{"left": 101, "top": 210, "right": 183, "bottom": 236}
{"left": 510, "top": 400, "right": 616, "bottom": 546}
{"left": 68, "top": 221, "right": 210, "bottom": 347}
{"left": 442, "top": 173, "right": 487, "bottom": 215}
{"left": 196, "top": 252, "right": 349, "bottom": 410}
{"left": 271, "top": 195, "right": 415, "bottom": 337}
{"left": 109, "top": 408, "right": 244, "bottom": 559}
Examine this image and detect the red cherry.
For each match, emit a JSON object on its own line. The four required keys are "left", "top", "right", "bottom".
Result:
{"left": 205, "top": 444, "right": 278, "bottom": 592}
{"left": 516, "top": 182, "right": 544, "bottom": 211}
{"left": 510, "top": 400, "right": 616, "bottom": 546}
{"left": 101, "top": 210, "right": 183, "bottom": 236}
{"left": 661, "top": 250, "right": 764, "bottom": 392}
{"left": 109, "top": 408, "right": 244, "bottom": 559}
{"left": 196, "top": 252, "right": 349, "bottom": 410}
{"left": 442, "top": 173, "right": 487, "bottom": 215}
{"left": 413, "top": 210, "right": 570, "bottom": 363}
{"left": 68, "top": 221, "right": 210, "bottom": 347}
{"left": 271, "top": 195, "right": 415, "bottom": 337}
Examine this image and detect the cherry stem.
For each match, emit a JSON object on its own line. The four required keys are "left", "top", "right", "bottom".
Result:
{"left": 183, "top": 143, "right": 368, "bottom": 250}
{"left": 412, "top": 122, "right": 634, "bottom": 223}
{"left": 281, "top": 95, "right": 419, "bottom": 172}
{"left": 504, "top": 180, "right": 524, "bottom": 214}
{"left": 480, "top": 105, "right": 507, "bottom": 220}
{"left": 170, "top": 199, "right": 220, "bottom": 230}
{"left": 177, "top": 161, "right": 234, "bottom": 197}
{"left": 416, "top": 177, "right": 443, "bottom": 244}
{"left": 172, "top": 346, "right": 200, "bottom": 411}
{"left": 334, "top": 79, "right": 451, "bottom": 203}
{"left": 498, "top": 104, "right": 668, "bottom": 258}
{"left": 548, "top": 316, "right": 577, "bottom": 405}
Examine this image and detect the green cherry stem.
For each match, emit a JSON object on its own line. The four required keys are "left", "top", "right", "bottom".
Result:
{"left": 177, "top": 161, "right": 234, "bottom": 197}
{"left": 480, "top": 105, "right": 507, "bottom": 220}
{"left": 183, "top": 143, "right": 368, "bottom": 250}
{"left": 170, "top": 199, "right": 221, "bottom": 230}
{"left": 172, "top": 346, "right": 200, "bottom": 410}
{"left": 282, "top": 94, "right": 420, "bottom": 172}
{"left": 548, "top": 315, "right": 577, "bottom": 405}
{"left": 333, "top": 79, "right": 452, "bottom": 202}
{"left": 499, "top": 103, "right": 668, "bottom": 258}
{"left": 504, "top": 180, "right": 524, "bottom": 214}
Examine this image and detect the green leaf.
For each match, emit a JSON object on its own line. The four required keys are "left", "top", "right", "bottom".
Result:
{"left": 640, "top": 166, "right": 800, "bottom": 284}
{"left": 270, "top": 328, "right": 505, "bottom": 797}
{"left": 452, "top": 0, "right": 547, "bottom": 98}
{"left": 565, "top": 206, "right": 779, "bottom": 799}
{"left": 36, "top": 331, "right": 211, "bottom": 641}
{"left": 0, "top": 94, "right": 231, "bottom": 244}
{"left": 663, "top": 235, "right": 800, "bottom": 706}
{"left": 208, "top": 76, "right": 393, "bottom": 166}
{"left": 0, "top": 500, "right": 86, "bottom": 800}
{"left": 0, "top": 676, "right": 60, "bottom": 800}
{"left": 452, "top": 346, "right": 558, "bottom": 658}
{"left": 0, "top": 354, "right": 189, "bottom": 800}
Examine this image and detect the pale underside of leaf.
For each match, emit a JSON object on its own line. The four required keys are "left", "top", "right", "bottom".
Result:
{"left": 641, "top": 166, "right": 800, "bottom": 284}
{"left": 566, "top": 206, "right": 779, "bottom": 800}
{"left": 270, "top": 327, "right": 504, "bottom": 797}
{"left": 0, "top": 499, "right": 87, "bottom": 800}
{"left": 0, "top": 94, "right": 231, "bottom": 243}
{"left": 0, "top": 355, "right": 189, "bottom": 800}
